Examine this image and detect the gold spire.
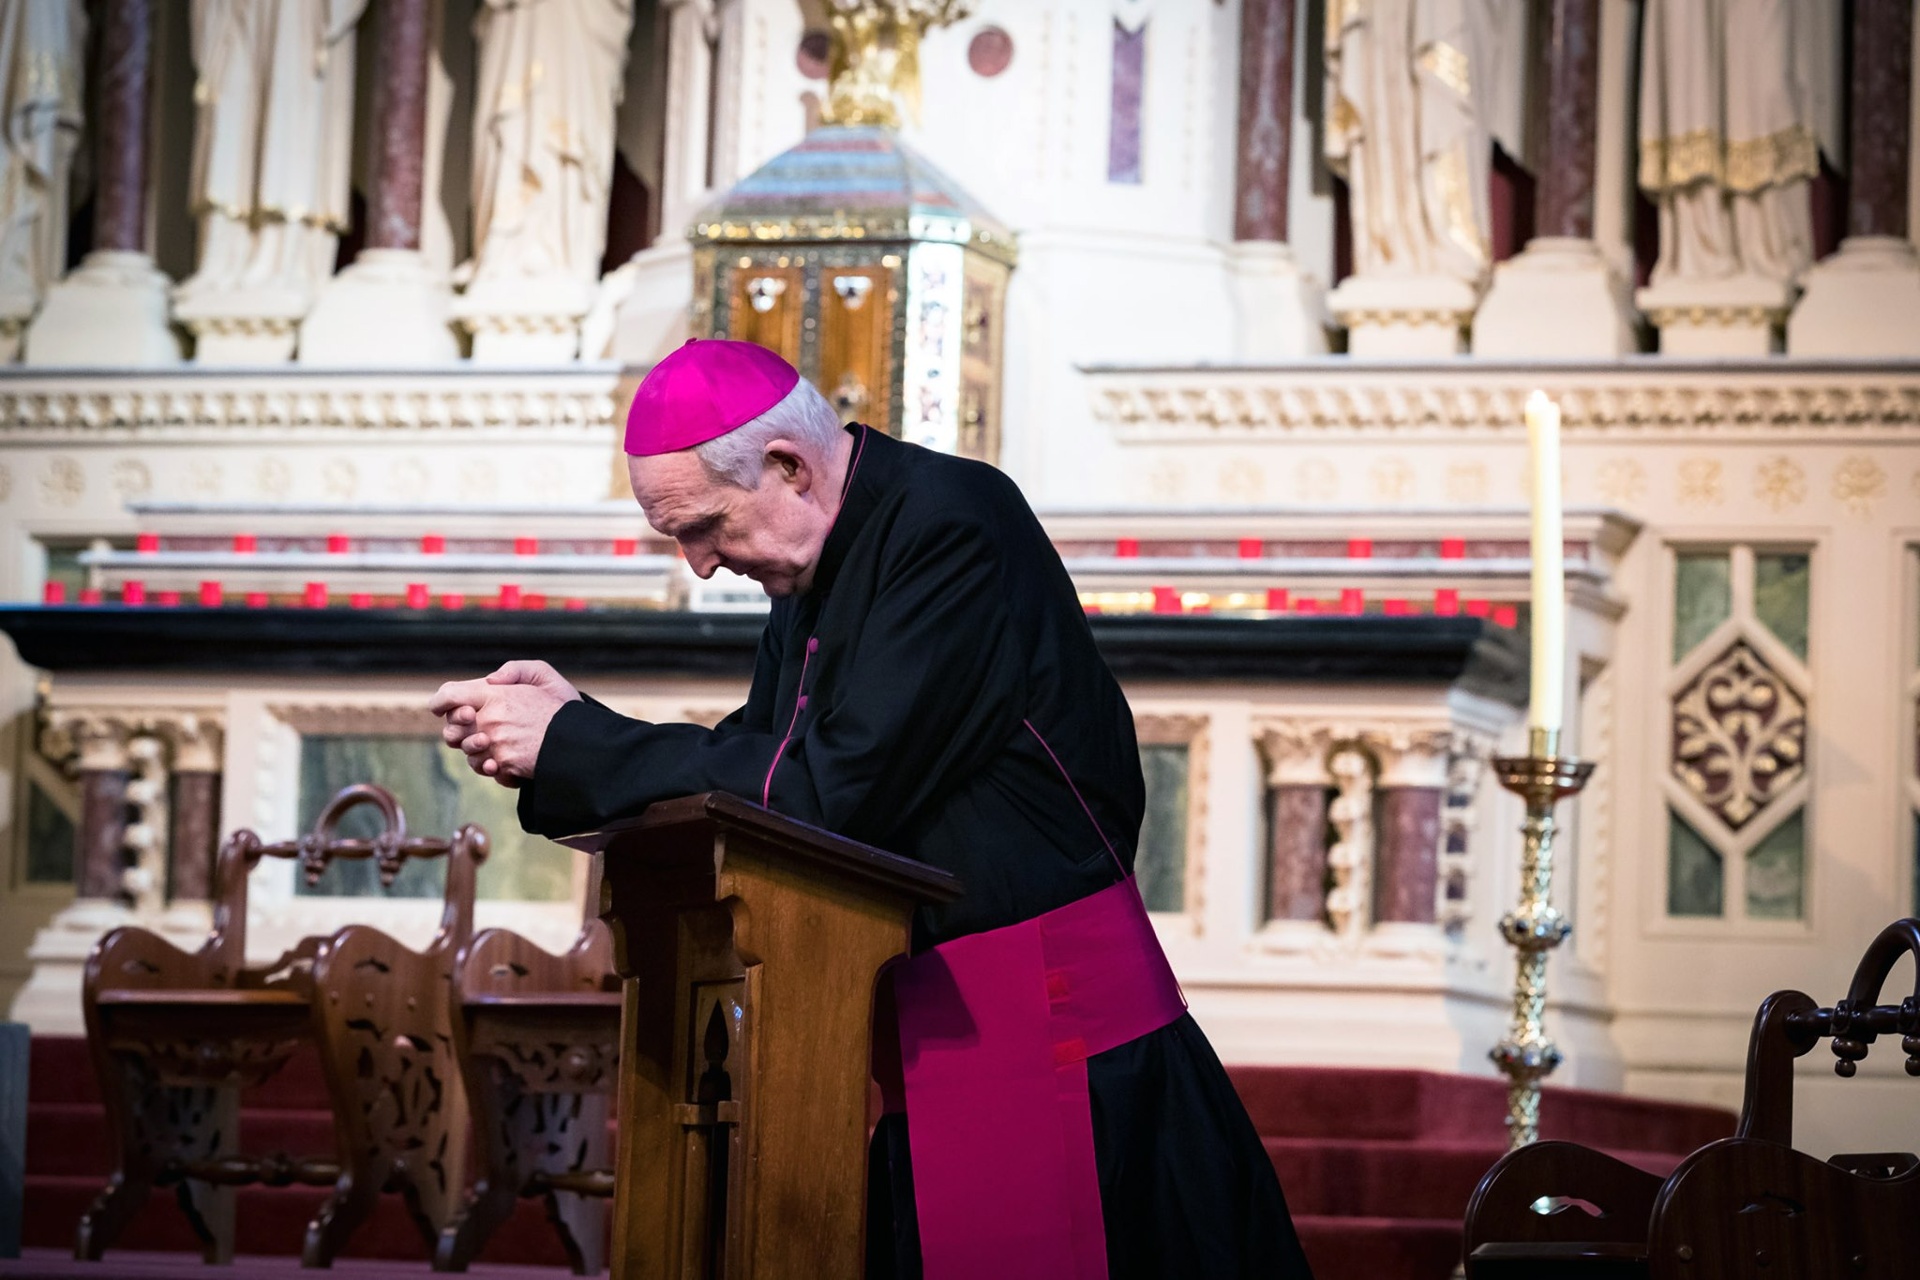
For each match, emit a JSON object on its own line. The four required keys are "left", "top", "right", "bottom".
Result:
{"left": 819, "top": 0, "right": 972, "bottom": 129}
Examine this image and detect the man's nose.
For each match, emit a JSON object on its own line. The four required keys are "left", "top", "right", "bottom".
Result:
{"left": 683, "top": 544, "right": 720, "bottom": 579}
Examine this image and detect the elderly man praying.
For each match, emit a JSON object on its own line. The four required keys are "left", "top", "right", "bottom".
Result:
{"left": 429, "top": 339, "right": 1311, "bottom": 1280}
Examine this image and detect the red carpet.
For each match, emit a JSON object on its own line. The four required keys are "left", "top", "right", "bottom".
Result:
{"left": 15, "top": 1037, "right": 1733, "bottom": 1278}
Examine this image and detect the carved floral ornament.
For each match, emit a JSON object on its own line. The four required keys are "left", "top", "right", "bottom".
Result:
{"left": 1670, "top": 641, "right": 1806, "bottom": 831}
{"left": 1254, "top": 720, "right": 1462, "bottom": 786}
{"left": 40, "top": 708, "right": 226, "bottom": 775}
{"left": 1086, "top": 375, "right": 1920, "bottom": 442}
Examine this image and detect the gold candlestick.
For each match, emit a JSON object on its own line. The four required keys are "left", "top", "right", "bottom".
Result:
{"left": 1490, "top": 726, "right": 1594, "bottom": 1151}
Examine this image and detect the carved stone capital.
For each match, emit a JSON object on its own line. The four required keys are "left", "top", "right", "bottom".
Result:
{"left": 156, "top": 713, "right": 225, "bottom": 773}
{"left": 41, "top": 709, "right": 137, "bottom": 773}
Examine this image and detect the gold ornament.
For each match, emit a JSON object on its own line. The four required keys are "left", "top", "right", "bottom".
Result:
{"left": 820, "top": 0, "right": 972, "bottom": 129}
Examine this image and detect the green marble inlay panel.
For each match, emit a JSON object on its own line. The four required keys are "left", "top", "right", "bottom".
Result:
{"left": 1754, "top": 553, "right": 1810, "bottom": 660}
{"left": 1137, "top": 743, "right": 1189, "bottom": 914}
{"left": 1745, "top": 808, "right": 1805, "bottom": 920}
{"left": 25, "top": 780, "right": 76, "bottom": 885}
{"left": 1673, "top": 553, "right": 1731, "bottom": 662}
{"left": 297, "top": 736, "right": 574, "bottom": 901}
{"left": 1667, "top": 808, "right": 1723, "bottom": 917}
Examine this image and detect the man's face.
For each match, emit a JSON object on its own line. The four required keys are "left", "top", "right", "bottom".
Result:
{"left": 628, "top": 448, "right": 828, "bottom": 597}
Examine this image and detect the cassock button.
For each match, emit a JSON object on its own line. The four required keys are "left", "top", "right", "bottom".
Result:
{"left": 797, "top": 695, "right": 809, "bottom": 710}
{"left": 806, "top": 636, "right": 819, "bottom": 654}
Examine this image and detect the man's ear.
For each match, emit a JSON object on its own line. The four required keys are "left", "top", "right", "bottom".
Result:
{"left": 764, "top": 442, "right": 810, "bottom": 492}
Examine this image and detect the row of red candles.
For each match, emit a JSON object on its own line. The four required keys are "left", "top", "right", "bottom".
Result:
{"left": 43, "top": 578, "right": 1518, "bottom": 626}
{"left": 133, "top": 532, "right": 643, "bottom": 556}
{"left": 126, "top": 534, "right": 1467, "bottom": 559}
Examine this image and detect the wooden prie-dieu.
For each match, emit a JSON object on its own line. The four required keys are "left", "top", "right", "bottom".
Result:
{"left": 569, "top": 793, "right": 962, "bottom": 1280}
{"left": 78, "top": 784, "right": 487, "bottom": 1267}
{"left": 1463, "top": 917, "right": 1920, "bottom": 1279}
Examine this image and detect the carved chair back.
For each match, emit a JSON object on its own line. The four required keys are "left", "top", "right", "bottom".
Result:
{"left": 204, "top": 783, "right": 489, "bottom": 978}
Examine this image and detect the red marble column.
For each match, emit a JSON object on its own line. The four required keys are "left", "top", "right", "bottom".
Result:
{"left": 1536, "top": 0, "right": 1601, "bottom": 241}
{"left": 1850, "top": 0, "right": 1914, "bottom": 239}
{"left": 1232, "top": 0, "right": 1295, "bottom": 242}
{"left": 94, "top": 0, "right": 154, "bottom": 253}
{"left": 367, "top": 0, "right": 435, "bottom": 251}
{"left": 77, "top": 769, "right": 133, "bottom": 900}
{"left": 167, "top": 771, "right": 223, "bottom": 901}
{"left": 1265, "top": 784, "right": 1328, "bottom": 922}
{"left": 1372, "top": 787, "right": 1442, "bottom": 924}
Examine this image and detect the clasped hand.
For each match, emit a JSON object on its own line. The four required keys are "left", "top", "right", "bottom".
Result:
{"left": 428, "top": 660, "right": 582, "bottom": 787}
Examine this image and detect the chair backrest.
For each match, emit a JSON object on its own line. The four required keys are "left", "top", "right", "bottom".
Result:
{"left": 207, "top": 783, "right": 490, "bottom": 970}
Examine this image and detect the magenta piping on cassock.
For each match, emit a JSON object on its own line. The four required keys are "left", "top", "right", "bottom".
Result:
{"left": 760, "top": 425, "right": 869, "bottom": 809}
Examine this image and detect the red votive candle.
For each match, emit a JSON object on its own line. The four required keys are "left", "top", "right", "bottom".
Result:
{"left": 349, "top": 592, "right": 373, "bottom": 609}
{"left": 245, "top": 591, "right": 270, "bottom": 608}
{"left": 1440, "top": 537, "right": 1467, "bottom": 559}
{"left": 1295, "top": 598, "right": 1319, "bottom": 615}
{"left": 563, "top": 597, "right": 588, "bottom": 611}
{"left": 326, "top": 533, "right": 350, "bottom": 554}
{"left": 1150, "top": 586, "right": 1179, "bottom": 614}
{"left": 1493, "top": 604, "right": 1519, "bottom": 628}
{"left": 406, "top": 583, "right": 430, "bottom": 609}
{"left": 156, "top": 591, "right": 180, "bottom": 607}
{"left": 421, "top": 533, "right": 445, "bottom": 554}
{"left": 1434, "top": 588, "right": 1460, "bottom": 616}
{"left": 304, "top": 582, "right": 328, "bottom": 608}
{"left": 514, "top": 536, "right": 538, "bottom": 556}
{"left": 198, "top": 581, "right": 223, "bottom": 607}
{"left": 135, "top": 532, "right": 159, "bottom": 553}
{"left": 499, "top": 584, "right": 522, "bottom": 609}
{"left": 121, "top": 580, "right": 147, "bottom": 606}
{"left": 1465, "top": 598, "right": 1491, "bottom": 618}
{"left": 1116, "top": 538, "right": 1140, "bottom": 558}
{"left": 441, "top": 592, "right": 466, "bottom": 610}
{"left": 79, "top": 587, "right": 102, "bottom": 605}
{"left": 1238, "top": 537, "right": 1263, "bottom": 559}
{"left": 232, "top": 532, "right": 257, "bottom": 553}
{"left": 1383, "top": 599, "right": 1410, "bottom": 616}
{"left": 524, "top": 593, "right": 548, "bottom": 610}
{"left": 1265, "top": 587, "right": 1290, "bottom": 613}
{"left": 1347, "top": 538, "right": 1373, "bottom": 558}
{"left": 42, "top": 582, "right": 66, "bottom": 604}
{"left": 613, "top": 538, "right": 638, "bottom": 556}
{"left": 1340, "top": 587, "right": 1364, "bottom": 614}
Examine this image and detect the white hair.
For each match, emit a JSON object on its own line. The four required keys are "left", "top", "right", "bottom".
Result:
{"left": 694, "top": 377, "right": 846, "bottom": 489}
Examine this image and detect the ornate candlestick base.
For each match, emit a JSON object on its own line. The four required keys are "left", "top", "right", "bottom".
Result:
{"left": 1490, "top": 726, "right": 1595, "bottom": 1151}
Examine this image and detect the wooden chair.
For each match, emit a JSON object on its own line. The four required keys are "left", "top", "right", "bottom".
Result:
{"left": 435, "top": 860, "right": 620, "bottom": 1274}
{"left": 1464, "top": 917, "right": 1920, "bottom": 1279}
{"left": 78, "top": 784, "right": 488, "bottom": 1267}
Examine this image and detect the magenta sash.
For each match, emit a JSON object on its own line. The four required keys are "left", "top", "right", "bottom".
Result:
{"left": 883, "top": 878, "right": 1186, "bottom": 1279}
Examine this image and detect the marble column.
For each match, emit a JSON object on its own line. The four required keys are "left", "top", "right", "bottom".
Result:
{"left": 22, "top": 0, "right": 179, "bottom": 366}
{"left": 1474, "top": 0, "right": 1634, "bottom": 356}
{"left": 161, "top": 720, "right": 224, "bottom": 903}
{"left": 76, "top": 766, "right": 133, "bottom": 901}
{"left": 1265, "top": 785, "right": 1329, "bottom": 923}
{"left": 300, "top": 0, "right": 459, "bottom": 364}
{"left": 1227, "top": 0, "right": 1322, "bottom": 357}
{"left": 1789, "top": 0, "right": 1920, "bottom": 355}
{"left": 1372, "top": 788, "right": 1441, "bottom": 924}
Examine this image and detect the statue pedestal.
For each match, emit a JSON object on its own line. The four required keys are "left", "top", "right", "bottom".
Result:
{"left": 1473, "top": 237, "right": 1636, "bottom": 357}
{"left": 454, "top": 274, "right": 592, "bottom": 363}
{"left": 300, "top": 249, "right": 459, "bottom": 365}
{"left": 1228, "top": 242, "right": 1327, "bottom": 359}
{"left": 1787, "top": 236, "right": 1920, "bottom": 357}
{"left": 608, "top": 240, "right": 695, "bottom": 364}
{"left": 1327, "top": 273, "right": 1477, "bottom": 357}
{"left": 174, "top": 285, "right": 308, "bottom": 364}
{"left": 22, "top": 251, "right": 180, "bottom": 367}
{"left": 1636, "top": 273, "right": 1792, "bottom": 357}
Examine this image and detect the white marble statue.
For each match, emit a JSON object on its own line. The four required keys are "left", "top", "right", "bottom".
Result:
{"left": 1322, "top": 0, "right": 1516, "bottom": 288}
{"left": 1638, "top": 0, "right": 1839, "bottom": 289}
{"left": 0, "top": 0, "right": 84, "bottom": 329}
{"left": 177, "top": 0, "right": 366, "bottom": 306}
{"left": 461, "top": 0, "right": 635, "bottom": 290}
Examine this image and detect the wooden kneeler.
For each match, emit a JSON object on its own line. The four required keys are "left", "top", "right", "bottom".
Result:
{"left": 569, "top": 793, "right": 961, "bottom": 1280}
{"left": 79, "top": 784, "right": 487, "bottom": 1266}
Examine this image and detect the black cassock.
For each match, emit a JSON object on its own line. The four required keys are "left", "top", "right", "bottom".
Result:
{"left": 519, "top": 425, "right": 1314, "bottom": 1280}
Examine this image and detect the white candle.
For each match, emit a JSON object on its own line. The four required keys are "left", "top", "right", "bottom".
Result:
{"left": 1525, "top": 390, "right": 1565, "bottom": 734}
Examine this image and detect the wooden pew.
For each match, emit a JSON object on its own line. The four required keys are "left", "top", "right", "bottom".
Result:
{"left": 436, "top": 860, "right": 620, "bottom": 1274}
{"left": 78, "top": 783, "right": 488, "bottom": 1267}
{"left": 1464, "top": 918, "right": 1920, "bottom": 1279}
